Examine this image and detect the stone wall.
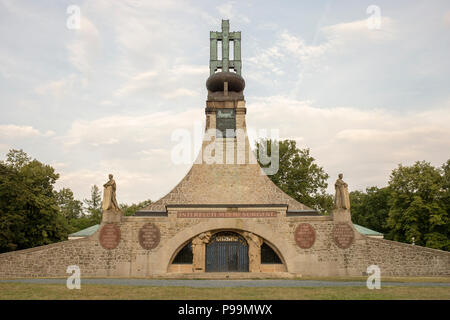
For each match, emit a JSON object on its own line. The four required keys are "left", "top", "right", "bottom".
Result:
{"left": 0, "top": 211, "right": 449, "bottom": 278}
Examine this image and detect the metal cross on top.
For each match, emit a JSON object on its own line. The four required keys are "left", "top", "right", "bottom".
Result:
{"left": 210, "top": 20, "right": 241, "bottom": 76}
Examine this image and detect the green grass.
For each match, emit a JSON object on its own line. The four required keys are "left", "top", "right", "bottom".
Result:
{"left": 296, "top": 276, "right": 450, "bottom": 283}
{"left": 0, "top": 283, "right": 449, "bottom": 300}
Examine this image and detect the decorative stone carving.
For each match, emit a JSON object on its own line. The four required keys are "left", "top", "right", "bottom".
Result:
{"left": 192, "top": 232, "right": 212, "bottom": 272}
{"left": 242, "top": 232, "right": 263, "bottom": 273}
{"left": 294, "top": 223, "right": 316, "bottom": 249}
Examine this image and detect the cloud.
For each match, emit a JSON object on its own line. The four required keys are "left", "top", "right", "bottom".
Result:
{"left": 62, "top": 108, "right": 203, "bottom": 148}
{"left": 115, "top": 65, "right": 206, "bottom": 99}
{"left": 443, "top": 10, "right": 450, "bottom": 26}
{"left": 169, "top": 65, "right": 208, "bottom": 76}
{"left": 115, "top": 71, "right": 158, "bottom": 97}
{"left": 246, "top": 16, "right": 398, "bottom": 90}
{"left": 217, "top": 1, "right": 250, "bottom": 24}
{"left": 246, "top": 96, "right": 450, "bottom": 192}
{"left": 35, "top": 74, "right": 79, "bottom": 98}
{"left": 162, "top": 88, "right": 199, "bottom": 99}
{"left": 0, "top": 124, "right": 53, "bottom": 139}
{"left": 56, "top": 107, "right": 204, "bottom": 203}
{"left": 67, "top": 16, "right": 101, "bottom": 75}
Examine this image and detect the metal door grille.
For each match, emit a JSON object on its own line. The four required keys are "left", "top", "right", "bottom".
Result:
{"left": 206, "top": 233, "right": 248, "bottom": 272}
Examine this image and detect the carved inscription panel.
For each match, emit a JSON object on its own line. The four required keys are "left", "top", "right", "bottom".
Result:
{"left": 294, "top": 223, "right": 316, "bottom": 249}
{"left": 99, "top": 223, "right": 121, "bottom": 250}
{"left": 139, "top": 223, "right": 161, "bottom": 250}
{"left": 333, "top": 223, "right": 354, "bottom": 249}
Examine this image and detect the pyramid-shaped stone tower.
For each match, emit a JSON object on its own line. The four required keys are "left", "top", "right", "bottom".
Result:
{"left": 138, "top": 20, "right": 314, "bottom": 215}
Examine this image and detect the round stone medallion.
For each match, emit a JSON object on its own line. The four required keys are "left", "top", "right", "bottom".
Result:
{"left": 332, "top": 223, "right": 355, "bottom": 249}
{"left": 294, "top": 223, "right": 316, "bottom": 249}
{"left": 138, "top": 223, "right": 161, "bottom": 250}
{"left": 99, "top": 223, "right": 121, "bottom": 250}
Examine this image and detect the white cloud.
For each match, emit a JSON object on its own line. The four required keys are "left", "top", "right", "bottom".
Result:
{"left": 62, "top": 108, "right": 202, "bottom": 148}
{"left": 247, "top": 17, "right": 397, "bottom": 88}
{"left": 217, "top": 1, "right": 250, "bottom": 24}
{"left": 246, "top": 96, "right": 450, "bottom": 192}
{"left": 162, "top": 88, "right": 199, "bottom": 99}
{"left": 67, "top": 16, "right": 101, "bottom": 75}
{"left": 115, "top": 71, "right": 158, "bottom": 97}
{"left": 0, "top": 143, "right": 10, "bottom": 155}
{"left": 444, "top": 11, "right": 450, "bottom": 26}
{"left": 169, "top": 65, "right": 208, "bottom": 76}
{"left": 35, "top": 74, "right": 79, "bottom": 98}
{"left": 0, "top": 125, "right": 41, "bottom": 138}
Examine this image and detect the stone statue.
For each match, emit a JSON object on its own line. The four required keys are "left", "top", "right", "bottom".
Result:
{"left": 102, "top": 174, "right": 120, "bottom": 211}
{"left": 334, "top": 173, "right": 350, "bottom": 210}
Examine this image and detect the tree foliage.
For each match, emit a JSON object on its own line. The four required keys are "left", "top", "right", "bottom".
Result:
{"left": 120, "top": 199, "right": 152, "bottom": 216}
{"left": 255, "top": 139, "right": 333, "bottom": 213}
{"left": 350, "top": 187, "right": 390, "bottom": 234}
{"left": 386, "top": 161, "right": 449, "bottom": 250}
{"left": 83, "top": 185, "right": 102, "bottom": 225}
{"left": 0, "top": 149, "right": 157, "bottom": 253}
{"left": 55, "top": 188, "right": 84, "bottom": 221}
{"left": 0, "top": 150, "right": 70, "bottom": 252}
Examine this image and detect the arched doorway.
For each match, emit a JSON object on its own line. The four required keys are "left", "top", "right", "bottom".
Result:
{"left": 206, "top": 231, "right": 249, "bottom": 272}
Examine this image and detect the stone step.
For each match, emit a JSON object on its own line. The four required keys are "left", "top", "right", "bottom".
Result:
{"left": 150, "top": 272, "right": 298, "bottom": 280}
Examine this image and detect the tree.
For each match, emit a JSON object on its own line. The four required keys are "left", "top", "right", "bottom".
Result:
{"left": 255, "top": 139, "right": 333, "bottom": 214}
{"left": 5, "top": 149, "right": 31, "bottom": 170}
{"left": 83, "top": 185, "right": 102, "bottom": 225}
{"left": 442, "top": 160, "right": 450, "bottom": 217}
{"left": 350, "top": 186, "right": 390, "bottom": 234}
{"left": 0, "top": 150, "right": 70, "bottom": 252}
{"left": 120, "top": 199, "right": 152, "bottom": 216}
{"left": 55, "top": 188, "right": 84, "bottom": 221}
{"left": 386, "top": 161, "right": 449, "bottom": 250}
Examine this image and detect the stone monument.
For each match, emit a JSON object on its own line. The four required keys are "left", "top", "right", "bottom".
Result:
{"left": 101, "top": 174, "right": 122, "bottom": 223}
{"left": 332, "top": 173, "right": 352, "bottom": 223}
{"left": 0, "top": 20, "right": 449, "bottom": 279}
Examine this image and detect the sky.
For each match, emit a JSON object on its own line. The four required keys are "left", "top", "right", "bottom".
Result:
{"left": 1, "top": 0, "right": 449, "bottom": 204}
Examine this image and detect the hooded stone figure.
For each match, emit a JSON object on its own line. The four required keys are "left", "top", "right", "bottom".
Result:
{"left": 334, "top": 173, "right": 350, "bottom": 210}
{"left": 102, "top": 174, "right": 120, "bottom": 211}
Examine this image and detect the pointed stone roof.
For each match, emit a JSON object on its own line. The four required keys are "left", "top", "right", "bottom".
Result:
{"left": 139, "top": 143, "right": 315, "bottom": 213}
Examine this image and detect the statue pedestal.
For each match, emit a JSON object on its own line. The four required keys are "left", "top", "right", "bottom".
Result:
{"left": 332, "top": 208, "right": 352, "bottom": 223}
{"left": 101, "top": 209, "right": 123, "bottom": 224}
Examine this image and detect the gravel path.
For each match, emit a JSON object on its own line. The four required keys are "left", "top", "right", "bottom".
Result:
{"left": 1, "top": 278, "right": 449, "bottom": 287}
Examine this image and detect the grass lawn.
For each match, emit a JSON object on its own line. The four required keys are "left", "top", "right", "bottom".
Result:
{"left": 296, "top": 276, "right": 450, "bottom": 283}
{"left": 0, "top": 283, "right": 449, "bottom": 300}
